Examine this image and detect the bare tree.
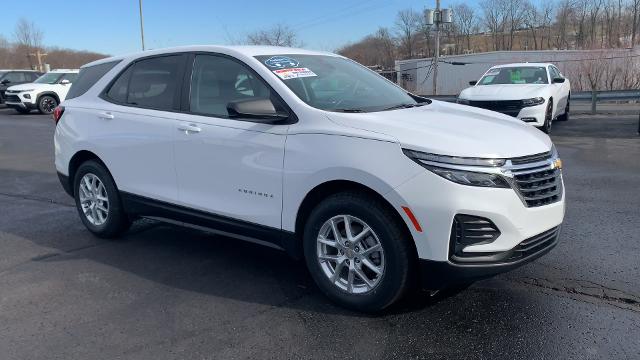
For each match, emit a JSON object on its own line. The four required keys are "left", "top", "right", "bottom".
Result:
{"left": 13, "top": 18, "right": 44, "bottom": 69}
{"left": 246, "top": 24, "right": 302, "bottom": 47}
{"left": 395, "top": 9, "right": 421, "bottom": 59}
{"left": 454, "top": 3, "right": 479, "bottom": 52}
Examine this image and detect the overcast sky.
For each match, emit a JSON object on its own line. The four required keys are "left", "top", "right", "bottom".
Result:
{"left": 0, "top": 0, "right": 460, "bottom": 56}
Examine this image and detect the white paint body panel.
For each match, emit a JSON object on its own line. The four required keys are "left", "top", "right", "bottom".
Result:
{"left": 55, "top": 46, "right": 565, "bottom": 263}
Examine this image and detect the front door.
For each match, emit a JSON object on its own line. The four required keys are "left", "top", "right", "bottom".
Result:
{"left": 172, "top": 54, "right": 289, "bottom": 229}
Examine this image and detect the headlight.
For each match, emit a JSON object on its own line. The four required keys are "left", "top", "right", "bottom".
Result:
{"left": 403, "top": 149, "right": 505, "bottom": 167}
{"left": 403, "top": 149, "right": 510, "bottom": 188}
{"left": 18, "top": 89, "right": 35, "bottom": 93}
{"left": 456, "top": 98, "right": 470, "bottom": 105}
{"left": 522, "top": 97, "right": 545, "bottom": 107}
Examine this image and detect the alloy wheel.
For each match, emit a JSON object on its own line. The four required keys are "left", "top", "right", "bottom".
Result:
{"left": 316, "top": 215, "right": 385, "bottom": 294}
{"left": 41, "top": 97, "right": 57, "bottom": 113}
{"left": 78, "top": 173, "right": 109, "bottom": 226}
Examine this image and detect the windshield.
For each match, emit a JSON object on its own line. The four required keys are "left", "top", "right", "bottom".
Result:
{"left": 255, "top": 54, "right": 422, "bottom": 112}
{"left": 34, "top": 73, "right": 64, "bottom": 84}
{"left": 0, "top": 71, "right": 6, "bottom": 78}
{"left": 478, "top": 66, "right": 548, "bottom": 85}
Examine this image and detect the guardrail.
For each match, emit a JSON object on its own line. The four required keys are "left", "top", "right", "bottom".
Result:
{"left": 424, "top": 90, "right": 640, "bottom": 114}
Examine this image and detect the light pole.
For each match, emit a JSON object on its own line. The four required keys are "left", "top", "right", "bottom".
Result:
{"left": 139, "top": 0, "right": 146, "bottom": 51}
{"left": 425, "top": 2, "right": 453, "bottom": 95}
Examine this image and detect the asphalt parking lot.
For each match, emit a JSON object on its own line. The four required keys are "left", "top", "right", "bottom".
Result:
{"left": 0, "top": 106, "right": 638, "bottom": 359}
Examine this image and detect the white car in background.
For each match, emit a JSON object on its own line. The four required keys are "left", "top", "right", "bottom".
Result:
{"left": 4, "top": 69, "right": 79, "bottom": 114}
{"left": 457, "top": 63, "right": 570, "bottom": 133}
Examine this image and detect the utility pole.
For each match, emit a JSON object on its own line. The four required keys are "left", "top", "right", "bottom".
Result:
{"left": 433, "top": 0, "right": 440, "bottom": 96}
{"left": 139, "top": 0, "right": 146, "bottom": 51}
{"left": 29, "top": 50, "right": 48, "bottom": 72}
{"left": 425, "top": 2, "right": 452, "bottom": 95}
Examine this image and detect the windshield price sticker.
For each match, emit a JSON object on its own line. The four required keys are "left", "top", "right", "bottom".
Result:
{"left": 273, "top": 67, "right": 317, "bottom": 80}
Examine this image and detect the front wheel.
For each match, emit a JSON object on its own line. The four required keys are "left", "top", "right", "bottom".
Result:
{"left": 73, "top": 160, "right": 131, "bottom": 238}
{"left": 303, "top": 192, "right": 415, "bottom": 312}
{"left": 538, "top": 99, "right": 553, "bottom": 134}
{"left": 557, "top": 98, "right": 570, "bottom": 121}
{"left": 37, "top": 95, "right": 57, "bottom": 115}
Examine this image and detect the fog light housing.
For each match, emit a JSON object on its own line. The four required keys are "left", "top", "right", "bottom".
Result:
{"left": 450, "top": 214, "right": 501, "bottom": 261}
{"left": 521, "top": 117, "right": 537, "bottom": 122}
{"left": 23, "top": 94, "right": 31, "bottom": 99}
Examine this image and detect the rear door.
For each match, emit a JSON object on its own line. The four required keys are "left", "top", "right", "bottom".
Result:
{"left": 82, "top": 54, "right": 187, "bottom": 203}
{"left": 171, "top": 53, "right": 289, "bottom": 229}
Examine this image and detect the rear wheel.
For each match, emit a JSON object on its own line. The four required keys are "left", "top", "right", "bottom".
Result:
{"left": 37, "top": 95, "right": 57, "bottom": 115}
{"left": 73, "top": 160, "right": 131, "bottom": 238}
{"left": 538, "top": 99, "right": 553, "bottom": 134}
{"left": 303, "top": 192, "right": 415, "bottom": 312}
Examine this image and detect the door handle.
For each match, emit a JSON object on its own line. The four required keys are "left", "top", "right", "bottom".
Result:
{"left": 178, "top": 123, "right": 202, "bottom": 134}
{"left": 98, "top": 112, "right": 114, "bottom": 120}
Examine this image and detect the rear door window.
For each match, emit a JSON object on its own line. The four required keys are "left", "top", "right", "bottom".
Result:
{"left": 105, "top": 55, "right": 185, "bottom": 111}
{"left": 66, "top": 60, "right": 121, "bottom": 99}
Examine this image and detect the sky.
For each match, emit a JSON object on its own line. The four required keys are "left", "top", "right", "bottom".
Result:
{"left": 0, "top": 0, "right": 458, "bottom": 56}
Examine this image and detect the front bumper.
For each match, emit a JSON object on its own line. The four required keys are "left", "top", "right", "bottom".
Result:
{"left": 515, "top": 103, "right": 546, "bottom": 126}
{"left": 419, "top": 226, "right": 560, "bottom": 288}
{"left": 4, "top": 92, "right": 37, "bottom": 109}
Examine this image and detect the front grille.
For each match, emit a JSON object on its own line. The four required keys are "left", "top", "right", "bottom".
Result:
{"left": 510, "top": 226, "right": 559, "bottom": 260}
{"left": 5, "top": 95, "right": 20, "bottom": 103}
{"left": 468, "top": 100, "right": 524, "bottom": 117}
{"left": 508, "top": 152, "right": 562, "bottom": 207}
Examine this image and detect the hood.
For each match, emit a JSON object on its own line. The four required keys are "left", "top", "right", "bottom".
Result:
{"left": 460, "top": 84, "right": 546, "bottom": 100}
{"left": 6, "top": 83, "right": 40, "bottom": 91}
{"left": 325, "top": 100, "right": 551, "bottom": 159}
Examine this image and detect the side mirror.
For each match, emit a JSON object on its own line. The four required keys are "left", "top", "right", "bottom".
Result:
{"left": 60, "top": 79, "right": 71, "bottom": 85}
{"left": 0, "top": 79, "right": 10, "bottom": 85}
{"left": 227, "top": 98, "right": 288, "bottom": 123}
{"left": 469, "top": 80, "right": 477, "bottom": 86}
{"left": 553, "top": 77, "right": 565, "bottom": 84}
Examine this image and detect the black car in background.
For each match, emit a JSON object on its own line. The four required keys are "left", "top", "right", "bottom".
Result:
{"left": 0, "top": 70, "right": 42, "bottom": 104}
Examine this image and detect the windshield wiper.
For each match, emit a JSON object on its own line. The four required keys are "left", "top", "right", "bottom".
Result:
{"left": 333, "top": 108, "right": 365, "bottom": 113}
{"left": 382, "top": 103, "right": 426, "bottom": 111}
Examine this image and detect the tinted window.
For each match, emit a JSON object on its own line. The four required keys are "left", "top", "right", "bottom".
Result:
{"left": 67, "top": 61, "right": 120, "bottom": 99}
{"left": 479, "top": 66, "right": 549, "bottom": 85}
{"left": 4, "top": 72, "right": 27, "bottom": 83}
{"left": 106, "top": 55, "right": 183, "bottom": 110}
{"left": 60, "top": 73, "right": 78, "bottom": 83}
{"left": 190, "top": 55, "right": 274, "bottom": 117}
{"left": 35, "top": 73, "right": 64, "bottom": 84}
{"left": 255, "top": 54, "right": 417, "bottom": 112}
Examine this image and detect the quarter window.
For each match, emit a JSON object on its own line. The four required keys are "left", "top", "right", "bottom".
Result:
{"left": 189, "top": 55, "right": 274, "bottom": 117}
{"left": 67, "top": 61, "right": 120, "bottom": 100}
{"left": 106, "top": 55, "right": 184, "bottom": 111}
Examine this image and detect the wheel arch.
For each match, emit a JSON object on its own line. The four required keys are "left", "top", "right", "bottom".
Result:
{"left": 291, "top": 179, "right": 418, "bottom": 260}
{"left": 67, "top": 150, "right": 113, "bottom": 194}
{"left": 36, "top": 91, "right": 60, "bottom": 105}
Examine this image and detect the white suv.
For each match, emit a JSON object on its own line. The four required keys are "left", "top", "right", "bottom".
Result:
{"left": 54, "top": 46, "right": 565, "bottom": 312}
{"left": 5, "top": 69, "right": 79, "bottom": 114}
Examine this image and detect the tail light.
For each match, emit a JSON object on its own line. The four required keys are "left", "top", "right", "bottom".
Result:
{"left": 53, "top": 106, "right": 65, "bottom": 125}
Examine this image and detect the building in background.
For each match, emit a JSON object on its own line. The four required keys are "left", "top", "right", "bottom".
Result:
{"left": 396, "top": 47, "right": 640, "bottom": 95}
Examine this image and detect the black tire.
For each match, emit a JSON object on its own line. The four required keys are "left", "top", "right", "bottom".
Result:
{"left": 73, "top": 160, "right": 131, "bottom": 238}
{"left": 37, "top": 95, "right": 57, "bottom": 115}
{"left": 15, "top": 107, "right": 31, "bottom": 114}
{"left": 557, "top": 98, "right": 570, "bottom": 121}
{"left": 538, "top": 99, "right": 553, "bottom": 134}
{"left": 303, "top": 191, "right": 415, "bottom": 313}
